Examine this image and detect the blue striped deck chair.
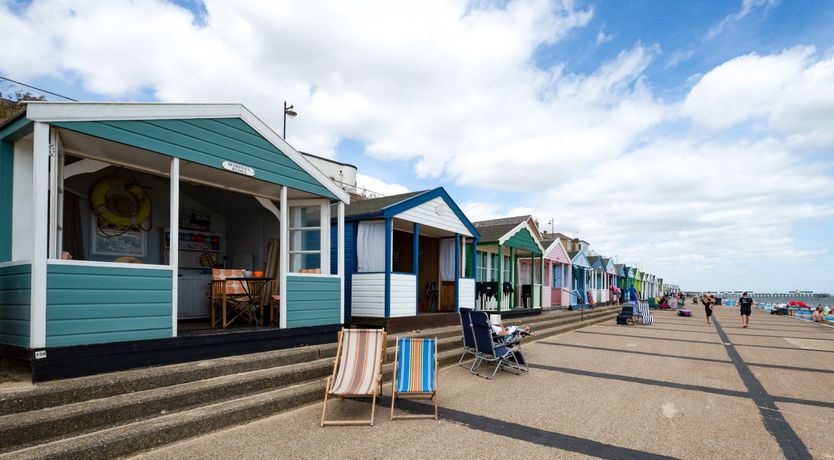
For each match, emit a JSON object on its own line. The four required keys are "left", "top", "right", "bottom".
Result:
{"left": 390, "top": 337, "right": 438, "bottom": 420}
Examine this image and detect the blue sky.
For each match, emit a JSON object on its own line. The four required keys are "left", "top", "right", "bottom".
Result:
{"left": 2, "top": 0, "right": 833, "bottom": 292}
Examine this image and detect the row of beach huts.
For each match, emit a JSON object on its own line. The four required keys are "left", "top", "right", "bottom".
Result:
{"left": 0, "top": 102, "right": 676, "bottom": 380}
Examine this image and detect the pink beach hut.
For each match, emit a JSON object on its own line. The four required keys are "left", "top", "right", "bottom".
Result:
{"left": 543, "top": 238, "right": 572, "bottom": 307}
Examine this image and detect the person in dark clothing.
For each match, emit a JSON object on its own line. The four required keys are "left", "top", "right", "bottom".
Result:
{"left": 739, "top": 292, "right": 754, "bottom": 328}
{"left": 701, "top": 294, "right": 715, "bottom": 325}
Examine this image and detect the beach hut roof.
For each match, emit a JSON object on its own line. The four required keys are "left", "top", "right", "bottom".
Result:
{"left": 11, "top": 102, "right": 353, "bottom": 203}
{"left": 343, "top": 187, "right": 480, "bottom": 238}
{"left": 567, "top": 249, "right": 591, "bottom": 268}
{"left": 541, "top": 238, "right": 571, "bottom": 264}
{"left": 474, "top": 215, "right": 543, "bottom": 253}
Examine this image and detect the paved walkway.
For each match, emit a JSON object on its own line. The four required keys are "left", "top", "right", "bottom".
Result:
{"left": 135, "top": 307, "right": 834, "bottom": 459}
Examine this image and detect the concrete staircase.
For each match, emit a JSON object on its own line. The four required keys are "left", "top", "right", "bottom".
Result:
{"left": 0, "top": 306, "right": 619, "bottom": 459}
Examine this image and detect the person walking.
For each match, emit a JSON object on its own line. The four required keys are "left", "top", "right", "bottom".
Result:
{"left": 701, "top": 293, "right": 715, "bottom": 325}
{"left": 739, "top": 292, "right": 754, "bottom": 328}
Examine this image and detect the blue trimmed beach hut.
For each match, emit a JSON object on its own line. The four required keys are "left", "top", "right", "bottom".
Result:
{"left": 338, "top": 187, "right": 479, "bottom": 330}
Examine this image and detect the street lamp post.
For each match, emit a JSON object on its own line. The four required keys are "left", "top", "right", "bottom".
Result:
{"left": 283, "top": 101, "right": 297, "bottom": 139}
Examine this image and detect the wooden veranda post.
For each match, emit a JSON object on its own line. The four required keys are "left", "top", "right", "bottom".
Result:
{"left": 496, "top": 244, "right": 503, "bottom": 311}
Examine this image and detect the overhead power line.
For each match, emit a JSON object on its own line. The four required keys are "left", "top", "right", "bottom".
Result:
{"left": 0, "top": 75, "right": 77, "bottom": 101}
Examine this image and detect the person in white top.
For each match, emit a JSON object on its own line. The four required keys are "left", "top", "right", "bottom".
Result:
{"left": 490, "top": 321, "right": 532, "bottom": 345}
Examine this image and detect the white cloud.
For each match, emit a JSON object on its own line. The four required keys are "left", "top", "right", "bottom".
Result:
{"left": 355, "top": 173, "right": 409, "bottom": 196}
{"left": 526, "top": 135, "right": 834, "bottom": 289}
{"left": 2, "top": 1, "right": 833, "bottom": 291}
{"left": 596, "top": 30, "right": 613, "bottom": 45}
{"left": 0, "top": 0, "right": 663, "bottom": 190}
{"left": 707, "top": 0, "right": 779, "bottom": 39}
{"left": 682, "top": 46, "right": 834, "bottom": 150}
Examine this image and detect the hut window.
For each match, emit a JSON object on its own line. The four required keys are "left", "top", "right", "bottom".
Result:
{"left": 289, "top": 205, "right": 322, "bottom": 272}
{"left": 502, "top": 255, "right": 511, "bottom": 282}
{"left": 553, "top": 265, "right": 562, "bottom": 288}
{"left": 489, "top": 253, "right": 498, "bottom": 281}
{"left": 476, "top": 252, "right": 487, "bottom": 281}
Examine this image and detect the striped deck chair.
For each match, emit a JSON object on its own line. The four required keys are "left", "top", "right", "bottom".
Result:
{"left": 390, "top": 337, "right": 438, "bottom": 420}
{"left": 320, "top": 328, "right": 387, "bottom": 426}
{"left": 636, "top": 302, "right": 654, "bottom": 325}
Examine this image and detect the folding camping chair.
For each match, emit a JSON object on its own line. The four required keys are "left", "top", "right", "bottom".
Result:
{"left": 390, "top": 337, "right": 438, "bottom": 420}
{"left": 320, "top": 328, "right": 387, "bottom": 426}
{"left": 616, "top": 305, "right": 636, "bottom": 326}
{"left": 469, "top": 311, "right": 525, "bottom": 379}
{"left": 457, "top": 308, "right": 476, "bottom": 367}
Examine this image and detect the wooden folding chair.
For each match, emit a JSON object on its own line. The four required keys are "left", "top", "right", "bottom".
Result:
{"left": 210, "top": 268, "right": 251, "bottom": 328}
{"left": 320, "top": 328, "right": 387, "bottom": 426}
{"left": 390, "top": 337, "right": 438, "bottom": 420}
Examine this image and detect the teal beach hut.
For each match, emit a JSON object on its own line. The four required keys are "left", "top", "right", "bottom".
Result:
{"left": 0, "top": 102, "right": 352, "bottom": 380}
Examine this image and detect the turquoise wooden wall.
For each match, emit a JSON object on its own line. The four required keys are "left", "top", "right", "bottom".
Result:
{"left": 505, "top": 227, "right": 541, "bottom": 254}
{"left": 46, "top": 264, "right": 173, "bottom": 347}
{"left": 0, "top": 141, "right": 12, "bottom": 262}
{"left": 0, "top": 264, "right": 31, "bottom": 347}
{"left": 51, "top": 118, "right": 336, "bottom": 199}
{"left": 285, "top": 275, "right": 341, "bottom": 328}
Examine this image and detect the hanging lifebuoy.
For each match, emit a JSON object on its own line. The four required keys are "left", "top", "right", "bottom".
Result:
{"left": 90, "top": 177, "right": 152, "bottom": 230}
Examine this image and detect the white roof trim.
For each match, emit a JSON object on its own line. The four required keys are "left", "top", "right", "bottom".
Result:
{"left": 497, "top": 221, "right": 544, "bottom": 252}
{"left": 25, "top": 102, "right": 243, "bottom": 122}
{"left": 25, "top": 102, "right": 350, "bottom": 203}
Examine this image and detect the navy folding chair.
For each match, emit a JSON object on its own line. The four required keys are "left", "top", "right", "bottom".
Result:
{"left": 468, "top": 311, "right": 524, "bottom": 379}
{"left": 458, "top": 308, "right": 476, "bottom": 367}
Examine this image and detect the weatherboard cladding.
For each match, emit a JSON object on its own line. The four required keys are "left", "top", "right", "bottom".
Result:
{"left": 50, "top": 118, "right": 336, "bottom": 199}
{"left": 285, "top": 275, "right": 341, "bottom": 328}
{"left": 0, "top": 263, "right": 31, "bottom": 348}
{"left": 45, "top": 264, "right": 173, "bottom": 347}
{"left": 504, "top": 227, "right": 542, "bottom": 254}
{"left": 542, "top": 239, "right": 570, "bottom": 264}
{"left": 394, "top": 196, "right": 472, "bottom": 236}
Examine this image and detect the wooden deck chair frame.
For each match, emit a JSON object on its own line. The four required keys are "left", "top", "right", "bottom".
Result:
{"left": 320, "top": 328, "right": 387, "bottom": 427}
{"left": 390, "top": 337, "right": 439, "bottom": 420}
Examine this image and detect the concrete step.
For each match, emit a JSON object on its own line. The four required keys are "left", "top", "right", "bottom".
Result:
{"left": 1, "top": 308, "right": 618, "bottom": 450}
{"left": 0, "top": 307, "right": 620, "bottom": 459}
{"left": 1, "top": 306, "right": 619, "bottom": 416}
{"left": 0, "top": 356, "right": 336, "bottom": 452}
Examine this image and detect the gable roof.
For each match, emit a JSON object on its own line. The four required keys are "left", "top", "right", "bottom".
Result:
{"left": 22, "top": 102, "right": 350, "bottom": 203}
{"left": 343, "top": 187, "right": 480, "bottom": 239}
{"left": 568, "top": 249, "right": 591, "bottom": 268}
{"left": 541, "top": 238, "right": 571, "bottom": 264}
{"left": 344, "top": 190, "right": 424, "bottom": 217}
{"left": 474, "top": 216, "right": 543, "bottom": 253}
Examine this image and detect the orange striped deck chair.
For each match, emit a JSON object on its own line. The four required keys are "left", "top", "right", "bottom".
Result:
{"left": 320, "top": 328, "right": 387, "bottom": 426}
{"left": 390, "top": 337, "right": 438, "bottom": 420}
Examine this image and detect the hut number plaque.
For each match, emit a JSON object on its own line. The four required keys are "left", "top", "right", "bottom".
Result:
{"left": 222, "top": 161, "right": 256, "bottom": 177}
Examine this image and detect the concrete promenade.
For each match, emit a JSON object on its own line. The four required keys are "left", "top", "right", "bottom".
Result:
{"left": 136, "top": 307, "right": 834, "bottom": 459}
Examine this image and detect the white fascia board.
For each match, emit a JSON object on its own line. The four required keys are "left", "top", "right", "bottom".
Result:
{"left": 25, "top": 102, "right": 243, "bottom": 122}
{"left": 239, "top": 107, "right": 350, "bottom": 204}
{"left": 498, "top": 221, "right": 544, "bottom": 252}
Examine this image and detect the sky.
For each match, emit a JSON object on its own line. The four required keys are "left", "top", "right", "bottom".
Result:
{"left": 2, "top": 0, "right": 833, "bottom": 293}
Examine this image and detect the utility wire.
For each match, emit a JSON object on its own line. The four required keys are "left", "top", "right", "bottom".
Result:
{"left": 0, "top": 75, "right": 77, "bottom": 101}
